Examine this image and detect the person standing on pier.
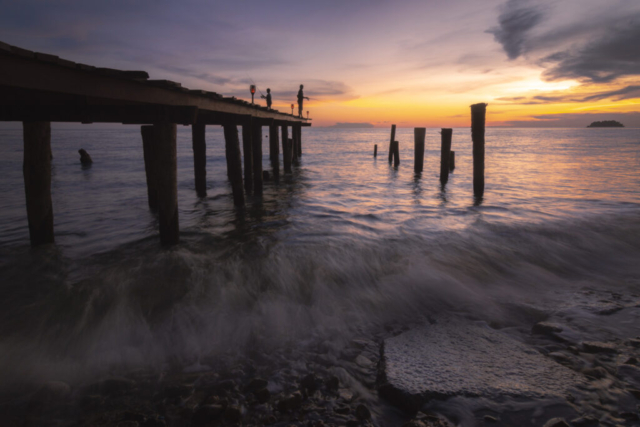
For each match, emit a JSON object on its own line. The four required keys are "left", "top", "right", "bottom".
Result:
{"left": 297, "top": 84, "right": 309, "bottom": 117}
{"left": 261, "top": 88, "right": 272, "bottom": 109}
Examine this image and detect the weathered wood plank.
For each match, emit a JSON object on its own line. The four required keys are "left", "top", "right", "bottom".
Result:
{"left": 192, "top": 123, "right": 207, "bottom": 197}
{"left": 223, "top": 124, "right": 245, "bottom": 206}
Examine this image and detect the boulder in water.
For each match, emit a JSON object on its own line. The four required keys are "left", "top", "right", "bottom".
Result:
{"left": 78, "top": 148, "right": 93, "bottom": 165}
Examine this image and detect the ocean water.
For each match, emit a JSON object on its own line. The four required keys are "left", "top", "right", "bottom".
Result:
{"left": 0, "top": 126, "right": 639, "bottom": 390}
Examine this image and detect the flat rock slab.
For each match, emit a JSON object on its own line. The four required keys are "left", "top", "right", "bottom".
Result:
{"left": 381, "top": 317, "right": 585, "bottom": 409}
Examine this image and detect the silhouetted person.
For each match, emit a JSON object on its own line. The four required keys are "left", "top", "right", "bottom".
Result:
{"left": 261, "top": 88, "right": 272, "bottom": 109}
{"left": 297, "top": 84, "right": 309, "bottom": 118}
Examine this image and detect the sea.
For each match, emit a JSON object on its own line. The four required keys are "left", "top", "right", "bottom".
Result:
{"left": 0, "top": 126, "right": 639, "bottom": 422}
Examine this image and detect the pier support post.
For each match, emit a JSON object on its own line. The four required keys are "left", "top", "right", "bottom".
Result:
{"left": 292, "top": 124, "right": 300, "bottom": 164}
{"left": 282, "top": 126, "right": 291, "bottom": 174}
{"left": 393, "top": 141, "right": 400, "bottom": 167}
{"left": 141, "top": 125, "right": 159, "bottom": 210}
{"left": 294, "top": 124, "right": 302, "bottom": 157}
{"left": 241, "top": 120, "right": 253, "bottom": 195}
{"left": 192, "top": 123, "right": 207, "bottom": 197}
{"left": 450, "top": 151, "right": 455, "bottom": 171}
{"left": 252, "top": 122, "right": 263, "bottom": 195}
{"left": 440, "top": 128, "right": 452, "bottom": 184}
{"left": 153, "top": 123, "right": 179, "bottom": 245}
{"left": 471, "top": 103, "right": 487, "bottom": 197}
{"left": 414, "top": 128, "right": 426, "bottom": 173}
{"left": 223, "top": 124, "right": 245, "bottom": 206}
{"left": 374, "top": 144, "right": 377, "bottom": 157}
{"left": 269, "top": 124, "right": 280, "bottom": 180}
{"left": 388, "top": 124, "right": 396, "bottom": 164}
{"left": 23, "top": 121, "right": 54, "bottom": 245}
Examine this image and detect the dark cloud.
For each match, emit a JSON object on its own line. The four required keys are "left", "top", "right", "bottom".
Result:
{"left": 495, "top": 84, "right": 640, "bottom": 105}
{"left": 500, "top": 111, "right": 640, "bottom": 127}
{"left": 582, "top": 85, "right": 640, "bottom": 102}
{"left": 487, "top": 0, "right": 546, "bottom": 60}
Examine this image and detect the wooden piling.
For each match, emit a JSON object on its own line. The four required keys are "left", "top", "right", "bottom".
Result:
{"left": 241, "top": 120, "right": 253, "bottom": 194}
{"left": 388, "top": 124, "right": 396, "bottom": 164}
{"left": 393, "top": 141, "right": 400, "bottom": 167}
{"left": 440, "top": 128, "right": 452, "bottom": 184}
{"left": 414, "top": 128, "right": 426, "bottom": 173}
{"left": 292, "top": 124, "right": 300, "bottom": 164}
{"left": 252, "top": 122, "right": 263, "bottom": 195}
{"left": 295, "top": 124, "right": 302, "bottom": 157}
{"left": 192, "top": 123, "right": 207, "bottom": 197}
{"left": 222, "top": 124, "right": 245, "bottom": 206}
{"left": 374, "top": 144, "right": 377, "bottom": 157}
{"left": 23, "top": 121, "right": 54, "bottom": 245}
{"left": 450, "top": 151, "right": 455, "bottom": 171}
{"left": 471, "top": 103, "right": 487, "bottom": 197}
{"left": 281, "top": 125, "right": 291, "bottom": 174}
{"left": 153, "top": 123, "right": 179, "bottom": 245}
{"left": 141, "top": 125, "right": 159, "bottom": 210}
{"left": 269, "top": 124, "right": 280, "bottom": 180}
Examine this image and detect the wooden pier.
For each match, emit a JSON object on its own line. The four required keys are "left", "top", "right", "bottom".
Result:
{"left": 0, "top": 41, "right": 311, "bottom": 246}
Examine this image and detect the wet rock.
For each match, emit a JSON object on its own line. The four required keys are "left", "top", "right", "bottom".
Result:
{"left": 245, "top": 378, "right": 268, "bottom": 392}
{"left": 191, "top": 404, "right": 224, "bottom": 426}
{"left": 381, "top": 317, "right": 585, "bottom": 411}
{"left": 570, "top": 415, "right": 599, "bottom": 426}
{"left": 338, "top": 388, "right": 354, "bottom": 403}
{"left": 325, "top": 375, "right": 339, "bottom": 392}
{"left": 617, "top": 364, "right": 640, "bottom": 387}
{"left": 263, "top": 414, "right": 277, "bottom": 424}
{"left": 483, "top": 415, "right": 498, "bottom": 422}
{"left": 117, "top": 422, "right": 139, "bottom": 427}
{"left": 254, "top": 387, "right": 271, "bottom": 403}
{"left": 334, "top": 404, "right": 350, "bottom": 415}
{"left": 543, "top": 418, "right": 570, "bottom": 427}
{"left": 159, "top": 384, "right": 192, "bottom": 399}
{"left": 626, "top": 338, "right": 640, "bottom": 348}
{"left": 79, "top": 148, "right": 93, "bottom": 165}
{"left": 277, "top": 391, "right": 303, "bottom": 412}
{"left": 582, "top": 342, "right": 618, "bottom": 354}
{"left": 355, "top": 404, "right": 371, "bottom": 420}
{"left": 624, "top": 357, "right": 638, "bottom": 365}
{"left": 597, "top": 306, "right": 623, "bottom": 315}
{"left": 300, "top": 373, "right": 319, "bottom": 393}
{"left": 532, "top": 322, "right": 563, "bottom": 335}
{"left": 583, "top": 367, "right": 608, "bottom": 379}
{"left": 224, "top": 405, "right": 242, "bottom": 423}
{"left": 355, "top": 354, "right": 374, "bottom": 368}
{"left": 628, "top": 388, "right": 640, "bottom": 399}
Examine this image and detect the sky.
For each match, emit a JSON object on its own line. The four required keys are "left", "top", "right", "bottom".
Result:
{"left": 1, "top": 0, "right": 639, "bottom": 127}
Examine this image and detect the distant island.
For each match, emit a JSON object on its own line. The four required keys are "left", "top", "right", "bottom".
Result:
{"left": 327, "top": 122, "right": 375, "bottom": 129}
{"left": 587, "top": 120, "right": 624, "bottom": 128}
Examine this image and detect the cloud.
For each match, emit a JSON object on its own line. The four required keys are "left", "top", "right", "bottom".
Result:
{"left": 541, "top": 20, "right": 640, "bottom": 83}
{"left": 487, "top": 0, "right": 546, "bottom": 60}
{"left": 582, "top": 85, "right": 640, "bottom": 102}
{"left": 495, "top": 84, "right": 640, "bottom": 105}
{"left": 499, "top": 111, "right": 640, "bottom": 127}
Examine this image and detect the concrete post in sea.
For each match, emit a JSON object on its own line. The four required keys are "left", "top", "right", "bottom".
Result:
{"left": 241, "top": 119, "right": 254, "bottom": 195}
{"left": 281, "top": 125, "right": 291, "bottom": 174}
{"left": 269, "top": 123, "right": 280, "bottom": 180}
{"left": 393, "top": 141, "right": 400, "bottom": 167}
{"left": 440, "top": 128, "right": 452, "bottom": 184}
{"left": 471, "top": 103, "right": 487, "bottom": 197}
{"left": 374, "top": 144, "right": 377, "bottom": 158}
{"left": 153, "top": 123, "right": 179, "bottom": 245}
{"left": 23, "top": 121, "right": 54, "bottom": 245}
{"left": 191, "top": 123, "right": 207, "bottom": 197}
{"left": 450, "top": 151, "right": 455, "bottom": 171}
{"left": 388, "top": 124, "right": 396, "bottom": 164}
{"left": 223, "top": 124, "right": 245, "bottom": 207}
{"left": 251, "top": 122, "right": 263, "bottom": 195}
{"left": 414, "top": 127, "right": 426, "bottom": 173}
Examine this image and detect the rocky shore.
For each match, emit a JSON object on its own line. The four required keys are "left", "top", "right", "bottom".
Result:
{"left": 2, "top": 286, "right": 640, "bottom": 427}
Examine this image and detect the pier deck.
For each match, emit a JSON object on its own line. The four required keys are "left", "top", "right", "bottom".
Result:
{"left": 0, "top": 41, "right": 310, "bottom": 245}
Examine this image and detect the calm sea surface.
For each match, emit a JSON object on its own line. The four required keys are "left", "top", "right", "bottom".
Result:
{"left": 0, "top": 126, "right": 639, "bottom": 385}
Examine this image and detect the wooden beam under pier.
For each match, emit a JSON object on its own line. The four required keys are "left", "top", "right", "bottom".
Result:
{"left": 192, "top": 123, "right": 207, "bottom": 197}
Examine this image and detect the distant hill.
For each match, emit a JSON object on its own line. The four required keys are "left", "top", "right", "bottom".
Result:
{"left": 327, "top": 122, "right": 375, "bottom": 128}
{"left": 587, "top": 120, "right": 624, "bottom": 128}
